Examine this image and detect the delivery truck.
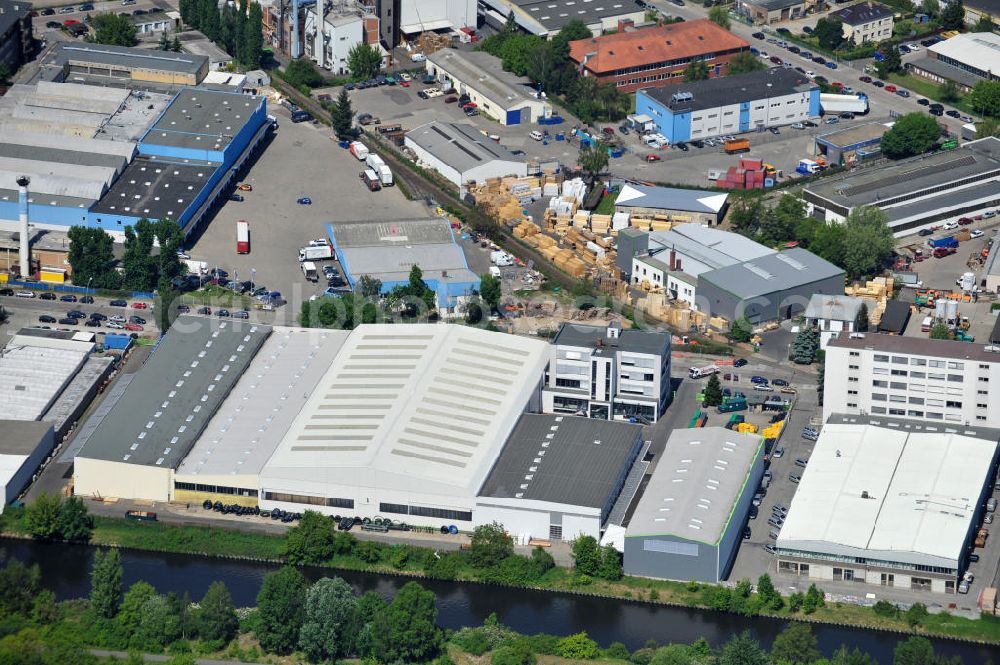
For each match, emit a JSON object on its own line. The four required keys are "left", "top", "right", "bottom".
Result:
{"left": 928, "top": 236, "right": 959, "bottom": 249}
{"left": 301, "top": 261, "right": 318, "bottom": 282}
{"left": 688, "top": 365, "right": 720, "bottom": 379}
{"left": 236, "top": 220, "right": 250, "bottom": 254}
{"left": 366, "top": 153, "right": 393, "bottom": 186}
{"left": 298, "top": 244, "right": 334, "bottom": 262}
{"left": 360, "top": 169, "right": 381, "bottom": 191}
{"left": 349, "top": 141, "right": 369, "bottom": 161}
{"left": 819, "top": 93, "right": 870, "bottom": 115}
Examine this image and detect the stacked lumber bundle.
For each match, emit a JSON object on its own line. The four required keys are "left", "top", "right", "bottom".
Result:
{"left": 590, "top": 214, "right": 611, "bottom": 235}
{"left": 416, "top": 31, "right": 451, "bottom": 55}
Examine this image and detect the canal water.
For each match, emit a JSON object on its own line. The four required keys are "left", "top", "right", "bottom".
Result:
{"left": 4, "top": 538, "right": 998, "bottom": 662}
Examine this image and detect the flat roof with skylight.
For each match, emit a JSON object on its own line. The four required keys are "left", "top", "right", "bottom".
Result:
{"left": 141, "top": 88, "right": 264, "bottom": 153}
{"left": 88, "top": 155, "right": 216, "bottom": 222}
{"left": 261, "top": 324, "right": 551, "bottom": 500}
{"left": 627, "top": 428, "right": 763, "bottom": 545}
{"left": 777, "top": 414, "right": 1000, "bottom": 570}
{"left": 0, "top": 338, "right": 91, "bottom": 421}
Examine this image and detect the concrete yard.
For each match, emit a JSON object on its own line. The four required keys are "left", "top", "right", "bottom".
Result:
{"left": 184, "top": 103, "right": 429, "bottom": 314}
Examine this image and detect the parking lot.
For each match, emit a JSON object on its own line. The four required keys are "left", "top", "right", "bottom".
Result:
{"left": 0, "top": 292, "right": 159, "bottom": 341}
{"left": 184, "top": 104, "right": 431, "bottom": 322}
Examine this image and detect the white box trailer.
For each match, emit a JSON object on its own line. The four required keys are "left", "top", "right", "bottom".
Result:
{"left": 301, "top": 261, "right": 318, "bottom": 282}
{"left": 819, "top": 93, "right": 869, "bottom": 115}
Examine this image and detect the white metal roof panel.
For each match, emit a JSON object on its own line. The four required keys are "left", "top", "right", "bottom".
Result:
{"left": 777, "top": 417, "right": 999, "bottom": 568}
{"left": 261, "top": 324, "right": 551, "bottom": 497}
{"left": 929, "top": 32, "right": 1000, "bottom": 68}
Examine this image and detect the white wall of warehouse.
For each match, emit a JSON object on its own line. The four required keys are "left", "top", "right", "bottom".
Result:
{"left": 74, "top": 458, "right": 172, "bottom": 503}
{"left": 475, "top": 497, "right": 602, "bottom": 542}
{"left": 400, "top": 0, "right": 477, "bottom": 32}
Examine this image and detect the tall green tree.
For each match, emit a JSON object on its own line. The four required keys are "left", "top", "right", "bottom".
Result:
{"left": 881, "top": 112, "right": 941, "bottom": 159}
{"left": 973, "top": 14, "right": 996, "bottom": 30}
{"left": 347, "top": 42, "right": 383, "bottom": 80}
{"left": 814, "top": 16, "right": 845, "bottom": 50}
{"left": 25, "top": 493, "right": 62, "bottom": 540}
{"left": 893, "top": 635, "right": 936, "bottom": 665}
{"left": 358, "top": 274, "right": 383, "bottom": 300}
{"left": 89, "top": 13, "right": 138, "bottom": 46}
{"left": 758, "top": 194, "right": 807, "bottom": 244}
{"left": 198, "top": 581, "right": 238, "bottom": 643}
{"left": 153, "top": 218, "right": 184, "bottom": 282}
{"left": 571, "top": 535, "right": 602, "bottom": 576}
{"left": 727, "top": 51, "right": 767, "bottom": 76}
{"left": 929, "top": 319, "right": 951, "bottom": 339}
{"left": 809, "top": 222, "right": 848, "bottom": 267}
{"left": 684, "top": 60, "right": 710, "bottom": 82}
{"left": 121, "top": 219, "right": 157, "bottom": 292}
{"left": 551, "top": 19, "right": 592, "bottom": 59}
{"left": 708, "top": 5, "right": 730, "bottom": 28}
{"left": 976, "top": 117, "right": 1000, "bottom": 139}
{"left": 969, "top": 80, "right": 1000, "bottom": 118}
{"left": 940, "top": 0, "right": 966, "bottom": 29}
{"left": 284, "top": 510, "right": 336, "bottom": 565}
{"left": 578, "top": 143, "right": 609, "bottom": 184}
{"left": 729, "top": 316, "right": 753, "bottom": 343}
{"left": 855, "top": 302, "right": 869, "bottom": 332}
{"left": 90, "top": 548, "right": 123, "bottom": 620}
{"left": 57, "top": 497, "right": 94, "bottom": 542}
{"left": 832, "top": 646, "right": 876, "bottom": 665}
{"left": 67, "top": 226, "right": 119, "bottom": 289}
{"left": 0, "top": 558, "right": 41, "bottom": 616}
{"left": 556, "top": 632, "right": 600, "bottom": 660}
{"left": 369, "top": 582, "right": 442, "bottom": 663}
{"left": 842, "top": 206, "right": 894, "bottom": 278}
{"left": 118, "top": 581, "right": 157, "bottom": 635}
{"left": 876, "top": 42, "right": 902, "bottom": 78}
{"left": 469, "top": 522, "right": 513, "bottom": 568}
{"left": 939, "top": 79, "right": 961, "bottom": 103}
{"left": 728, "top": 196, "right": 762, "bottom": 235}
{"left": 242, "top": 1, "right": 263, "bottom": 68}
{"left": 703, "top": 372, "right": 723, "bottom": 406}
{"left": 719, "top": 631, "right": 769, "bottom": 665}
{"left": 298, "top": 577, "right": 357, "bottom": 662}
{"left": 255, "top": 566, "right": 307, "bottom": 654}
{"left": 158, "top": 30, "right": 171, "bottom": 51}
{"left": 771, "top": 623, "right": 820, "bottom": 664}
{"left": 330, "top": 88, "right": 355, "bottom": 138}
{"left": 479, "top": 273, "right": 502, "bottom": 311}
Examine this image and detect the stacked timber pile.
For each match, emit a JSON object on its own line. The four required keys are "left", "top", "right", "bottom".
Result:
{"left": 471, "top": 174, "right": 560, "bottom": 228}
{"left": 637, "top": 292, "right": 708, "bottom": 331}
{"left": 415, "top": 32, "right": 451, "bottom": 55}
{"left": 845, "top": 277, "right": 893, "bottom": 325}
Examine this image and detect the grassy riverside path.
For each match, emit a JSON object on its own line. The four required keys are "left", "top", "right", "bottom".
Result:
{"left": 4, "top": 510, "right": 1000, "bottom": 647}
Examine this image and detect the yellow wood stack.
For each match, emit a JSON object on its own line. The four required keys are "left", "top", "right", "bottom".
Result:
{"left": 573, "top": 211, "right": 590, "bottom": 228}
{"left": 416, "top": 31, "right": 451, "bottom": 55}
{"left": 637, "top": 293, "right": 708, "bottom": 330}
{"left": 512, "top": 220, "right": 542, "bottom": 239}
{"left": 591, "top": 214, "right": 611, "bottom": 235}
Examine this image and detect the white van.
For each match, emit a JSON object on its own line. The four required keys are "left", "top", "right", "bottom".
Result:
{"left": 529, "top": 130, "right": 544, "bottom": 141}
{"left": 410, "top": 53, "right": 426, "bottom": 62}
{"left": 15, "top": 291, "right": 35, "bottom": 298}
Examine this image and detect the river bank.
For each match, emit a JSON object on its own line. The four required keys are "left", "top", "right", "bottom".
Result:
{"left": 3, "top": 537, "right": 998, "bottom": 662}
{"left": 3, "top": 509, "right": 1000, "bottom": 649}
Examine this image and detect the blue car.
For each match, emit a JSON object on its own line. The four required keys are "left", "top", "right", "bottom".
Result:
{"left": 297, "top": 197, "right": 312, "bottom": 205}
{"left": 825, "top": 61, "right": 838, "bottom": 69}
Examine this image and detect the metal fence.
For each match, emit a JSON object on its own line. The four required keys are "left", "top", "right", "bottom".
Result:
{"left": 3, "top": 279, "right": 155, "bottom": 300}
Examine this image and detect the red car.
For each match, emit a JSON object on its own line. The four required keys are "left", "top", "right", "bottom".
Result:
{"left": 859, "top": 75, "right": 872, "bottom": 83}
{"left": 400, "top": 81, "right": 410, "bottom": 87}
{"left": 933, "top": 247, "right": 956, "bottom": 258}
{"left": 602, "top": 127, "right": 615, "bottom": 136}
{"left": 63, "top": 18, "right": 80, "bottom": 25}
{"left": 132, "top": 302, "right": 148, "bottom": 309}
{"left": 884, "top": 84, "right": 897, "bottom": 93}
{"left": 645, "top": 154, "right": 662, "bottom": 162}
{"left": 461, "top": 102, "right": 477, "bottom": 109}
{"left": 831, "top": 81, "right": 844, "bottom": 89}
{"left": 124, "top": 323, "right": 143, "bottom": 331}
{"left": 444, "top": 96, "right": 458, "bottom": 103}
{"left": 958, "top": 217, "right": 973, "bottom": 225}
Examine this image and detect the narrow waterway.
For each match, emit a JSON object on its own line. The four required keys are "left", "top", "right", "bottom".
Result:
{"left": 4, "top": 539, "right": 998, "bottom": 662}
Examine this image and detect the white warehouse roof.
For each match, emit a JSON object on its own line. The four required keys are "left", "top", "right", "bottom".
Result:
{"left": 777, "top": 415, "right": 1000, "bottom": 570}
{"left": 0, "top": 340, "right": 90, "bottom": 421}
{"left": 261, "top": 324, "right": 551, "bottom": 499}
{"left": 176, "top": 327, "right": 351, "bottom": 484}
{"left": 929, "top": 32, "right": 1000, "bottom": 68}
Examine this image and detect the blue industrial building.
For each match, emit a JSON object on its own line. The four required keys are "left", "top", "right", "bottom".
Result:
{"left": 635, "top": 68, "right": 820, "bottom": 143}
{"left": 0, "top": 85, "right": 270, "bottom": 240}
{"left": 326, "top": 218, "right": 481, "bottom": 313}
{"left": 89, "top": 88, "right": 271, "bottom": 237}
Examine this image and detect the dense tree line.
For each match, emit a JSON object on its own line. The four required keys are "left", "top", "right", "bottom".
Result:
{"left": 67, "top": 219, "right": 184, "bottom": 294}
{"left": 479, "top": 18, "right": 630, "bottom": 124}
{"left": 87, "top": 13, "right": 137, "bottom": 46}
{"left": 179, "top": 0, "right": 263, "bottom": 69}
{"left": 728, "top": 197, "right": 895, "bottom": 279}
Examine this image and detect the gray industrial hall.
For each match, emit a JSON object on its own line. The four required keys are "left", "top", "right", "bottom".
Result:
{"left": 624, "top": 428, "right": 764, "bottom": 583}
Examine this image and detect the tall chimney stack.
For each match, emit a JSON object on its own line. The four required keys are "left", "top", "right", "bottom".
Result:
{"left": 16, "top": 175, "right": 29, "bottom": 279}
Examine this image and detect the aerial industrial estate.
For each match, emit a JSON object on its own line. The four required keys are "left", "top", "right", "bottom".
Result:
{"left": 3, "top": 0, "right": 1000, "bottom": 651}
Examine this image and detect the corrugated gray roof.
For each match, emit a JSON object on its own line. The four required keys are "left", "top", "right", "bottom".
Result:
{"left": 427, "top": 49, "right": 536, "bottom": 109}
{"left": 52, "top": 43, "right": 208, "bottom": 75}
{"left": 804, "top": 294, "right": 864, "bottom": 321}
{"left": 0, "top": 421, "right": 52, "bottom": 456}
{"left": 907, "top": 56, "right": 983, "bottom": 89}
{"left": 75, "top": 317, "right": 271, "bottom": 468}
{"left": 406, "top": 121, "right": 527, "bottom": 175}
{"left": 627, "top": 428, "right": 762, "bottom": 545}
{"left": 699, "top": 248, "right": 845, "bottom": 299}
{"left": 478, "top": 414, "right": 643, "bottom": 507}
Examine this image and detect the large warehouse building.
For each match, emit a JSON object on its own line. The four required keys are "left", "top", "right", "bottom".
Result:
{"left": 776, "top": 414, "right": 999, "bottom": 594}
{"left": 327, "top": 218, "right": 480, "bottom": 314}
{"left": 76, "top": 322, "right": 615, "bottom": 534}
{"left": 0, "top": 422, "right": 55, "bottom": 513}
{"left": 425, "top": 50, "right": 551, "bottom": 126}
{"left": 801, "top": 136, "right": 1000, "bottom": 236}
{"left": 34, "top": 43, "right": 210, "bottom": 90}
{"left": 624, "top": 428, "right": 764, "bottom": 583}
{"left": 476, "top": 414, "right": 644, "bottom": 542}
{"left": 479, "top": 0, "right": 645, "bottom": 37}
{"left": 405, "top": 122, "right": 530, "bottom": 188}
{"left": 614, "top": 184, "right": 730, "bottom": 227}
{"left": 635, "top": 68, "right": 820, "bottom": 143}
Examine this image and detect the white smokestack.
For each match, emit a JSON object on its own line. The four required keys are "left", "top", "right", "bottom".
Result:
{"left": 16, "top": 175, "right": 29, "bottom": 279}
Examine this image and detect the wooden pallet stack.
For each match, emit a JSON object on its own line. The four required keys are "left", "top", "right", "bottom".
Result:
{"left": 415, "top": 31, "right": 452, "bottom": 55}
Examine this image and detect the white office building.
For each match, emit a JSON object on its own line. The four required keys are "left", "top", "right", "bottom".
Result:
{"left": 542, "top": 321, "right": 671, "bottom": 423}
{"left": 303, "top": 10, "right": 364, "bottom": 75}
{"left": 777, "top": 414, "right": 999, "bottom": 594}
{"left": 823, "top": 332, "right": 1000, "bottom": 426}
